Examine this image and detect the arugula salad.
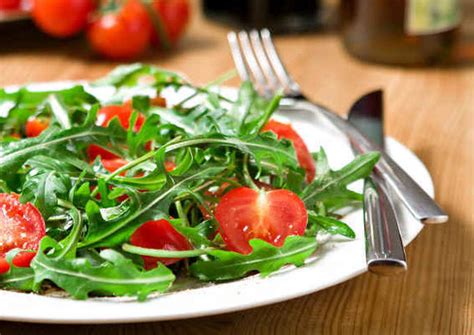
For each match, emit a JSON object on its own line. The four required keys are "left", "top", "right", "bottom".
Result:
{"left": 0, "top": 64, "right": 379, "bottom": 300}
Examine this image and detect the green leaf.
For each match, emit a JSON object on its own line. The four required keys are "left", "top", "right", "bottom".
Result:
{"left": 301, "top": 152, "right": 380, "bottom": 207}
{"left": 190, "top": 236, "right": 318, "bottom": 281}
{"left": 0, "top": 123, "right": 126, "bottom": 177}
{"left": 93, "top": 63, "right": 184, "bottom": 88}
{"left": 307, "top": 211, "right": 355, "bottom": 239}
{"left": 31, "top": 237, "right": 175, "bottom": 300}
{"left": 80, "top": 166, "right": 226, "bottom": 248}
{"left": 20, "top": 155, "right": 86, "bottom": 217}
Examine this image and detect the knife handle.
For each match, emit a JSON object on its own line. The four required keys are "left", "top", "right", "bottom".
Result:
{"left": 363, "top": 176, "right": 407, "bottom": 275}
{"left": 291, "top": 100, "right": 448, "bottom": 224}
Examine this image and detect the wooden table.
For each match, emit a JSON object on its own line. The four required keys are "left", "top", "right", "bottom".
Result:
{"left": 0, "top": 2, "right": 472, "bottom": 334}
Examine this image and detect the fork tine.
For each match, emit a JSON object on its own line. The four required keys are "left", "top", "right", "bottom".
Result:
{"left": 238, "top": 31, "right": 271, "bottom": 96}
{"left": 249, "top": 30, "right": 280, "bottom": 91}
{"left": 260, "top": 28, "right": 301, "bottom": 95}
{"left": 227, "top": 32, "right": 250, "bottom": 82}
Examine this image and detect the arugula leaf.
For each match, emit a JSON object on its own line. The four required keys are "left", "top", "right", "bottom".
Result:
{"left": 20, "top": 156, "right": 88, "bottom": 217}
{"left": 93, "top": 63, "right": 184, "bottom": 88}
{"left": 301, "top": 152, "right": 380, "bottom": 207}
{"left": 0, "top": 122, "right": 126, "bottom": 177}
{"left": 80, "top": 166, "right": 226, "bottom": 248}
{"left": 307, "top": 210, "right": 355, "bottom": 238}
{"left": 190, "top": 236, "right": 318, "bottom": 281}
{"left": 31, "top": 237, "right": 175, "bottom": 300}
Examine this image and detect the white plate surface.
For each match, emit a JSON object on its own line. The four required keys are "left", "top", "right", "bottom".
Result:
{"left": 0, "top": 83, "right": 434, "bottom": 324}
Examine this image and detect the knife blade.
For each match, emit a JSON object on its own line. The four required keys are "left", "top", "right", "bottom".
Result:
{"left": 348, "top": 90, "right": 407, "bottom": 275}
{"left": 283, "top": 98, "right": 448, "bottom": 224}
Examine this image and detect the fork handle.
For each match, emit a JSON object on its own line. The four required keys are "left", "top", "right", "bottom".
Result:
{"left": 363, "top": 176, "right": 407, "bottom": 275}
{"left": 288, "top": 99, "right": 448, "bottom": 224}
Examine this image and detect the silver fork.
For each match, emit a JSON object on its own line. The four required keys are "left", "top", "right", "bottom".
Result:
{"left": 227, "top": 29, "right": 448, "bottom": 226}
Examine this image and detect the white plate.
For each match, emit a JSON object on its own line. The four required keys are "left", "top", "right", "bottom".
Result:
{"left": 0, "top": 83, "right": 434, "bottom": 324}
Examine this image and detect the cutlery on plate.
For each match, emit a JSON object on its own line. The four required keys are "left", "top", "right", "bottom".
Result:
{"left": 227, "top": 28, "right": 448, "bottom": 225}
{"left": 347, "top": 90, "right": 406, "bottom": 275}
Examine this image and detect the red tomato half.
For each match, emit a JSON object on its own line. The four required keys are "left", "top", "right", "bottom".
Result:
{"left": 87, "top": 144, "right": 120, "bottom": 161}
{"left": 215, "top": 187, "right": 307, "bottom": 254}
{"left": 101, "top": 158, "right": 130, "bottom": 175}
{"left": 32, "top": 0, "right": 95, "bottom": 38}
{"left": 96, "top": 104, "right": 145, "bottom": 131}
{"left": 0, "top": 258, "right": 9, "bottom": 274}
{"left": 87, "top": 0, "right": 151, "bottom": 60}
{"left": 130, "top": 219, "right": 192, "bottom": 268}
{"left": 25, "top": 117, "right": 49, "bottom": 137}
{"left": 150, "top": 0, "right": 190, "bottom": 46}
{"left": 0, "top": 193, "right": 46, "bottom": 273}
{"left": 262, "top": 119, "right": 316, "bottom": 182}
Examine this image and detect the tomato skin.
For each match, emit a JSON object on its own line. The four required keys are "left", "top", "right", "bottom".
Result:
{"left": 87, "top": 144, "right": 120, "bottom": 161}
{"left": 96, "top": 104, "right": 145, "bottom": 131}
{"left": 0, "top": 194, "right": 46, "bottom": 260}
{"left": 0, "top": 258, "right": 10, "bottom": 274}
{"left": 32, "top": 0, "right": 95, "bottom": 38}
{"left": 262, "top": 119, "right": 316, "bottom": 182}
{"left": 215, "top": 187, "right": 308, "bottom": 254}
{"left": 25, "top": 117, "right": 49, "bottom": 137}
{"left": 130, "top": 219, "right": 192, "bottom": 269}
{"left": 150, "top": 0, "right": 190, "bottom": 46}
{"left": 87, "top": 0, "right": 151, "bottom": 60}
{"left": 101, "top": 158, "right": 130, "bottom": 175}
{"left": 0, "top": 0, "right": 21, "bottom": 10}
{"left": 11, "top": 251, "right": 36, "bottom": 268}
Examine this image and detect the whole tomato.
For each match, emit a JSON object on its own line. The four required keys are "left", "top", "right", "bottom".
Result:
{"left": 32, "top": 0, "right": 95, "bottom": 38}
{"left": 150, "top": 0, "right": 190, "bottom": 47}
{"left": 87, "top": 0, "right": 152, "bottom": 60}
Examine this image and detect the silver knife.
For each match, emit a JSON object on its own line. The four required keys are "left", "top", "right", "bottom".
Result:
{"left": 348, "top": 91, "right": 406, "bottom": 275}
{"left": 282, "top": 98, "right": 448, "bottom": 224}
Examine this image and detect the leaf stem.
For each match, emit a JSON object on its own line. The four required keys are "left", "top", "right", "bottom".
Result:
{"left": 122, "top": 244, "right": 215, "bottom": 258}
{"left": 175, "top": 200, "right": 189, "bottom": 226}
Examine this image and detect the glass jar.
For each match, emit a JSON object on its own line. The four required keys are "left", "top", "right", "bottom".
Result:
{"left": 340, "top": 0, "right": 461, "bottom": 66}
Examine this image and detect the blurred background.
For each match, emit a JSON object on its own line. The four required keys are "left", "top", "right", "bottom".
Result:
{"left": 0, "top": 0, "right": 472, "bottom": 68}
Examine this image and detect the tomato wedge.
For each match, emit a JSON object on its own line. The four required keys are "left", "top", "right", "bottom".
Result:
{"left": 215, "top": 187, "right": 308, "bottom": 254}
{"left": 87, "top": 144, "right": 120, "bottom": 161}
{"left": 96, "top": 104, "right": 145, "bottom": 131}
{"left": 130, "top": 219, "right": 192, "bottom": 269}
{"left": 262, "top": 119, "right": 316, "bottom": 182}
{"left": 0, "top": 193, "right": 46, "bottom": 273}
{"left": 87, "top": 104, "right": 146, "bottom": 160}
{"left": 25, "top": 117, "right": 49, "bottom": 137}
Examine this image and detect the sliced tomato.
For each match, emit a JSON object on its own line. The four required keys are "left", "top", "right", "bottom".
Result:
{"left": 215, "top": 187, "right": 307, "bottom": 254}
{"left": 130, "top": 219, "right": 192, "bottom": 269}
{"left": 96, "top": 104, "right": 145, "bottom": 131}
{"left": 262, "top": 119, "right": 315, "bottom": 182}
{"left": 0, "top": 193, "right": 46, "bottom": 271}
{"left": 0, "top": 258, "right": 9, "bottom": 275}
{"left": 87, "top": 144, "right": 120, "bottom": 161}
{"left": 11, "top": 251, "right": 36, "bottom": 268}
{"left": 100, "top": 158, "right": 130, "bottom": 175}
{"left": 25, "top": 117, "right": 49, "bottom": 137}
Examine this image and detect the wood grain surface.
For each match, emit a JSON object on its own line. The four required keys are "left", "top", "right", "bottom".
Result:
{"left": 0, "top": 1, "right": 473, "bottom": 334}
